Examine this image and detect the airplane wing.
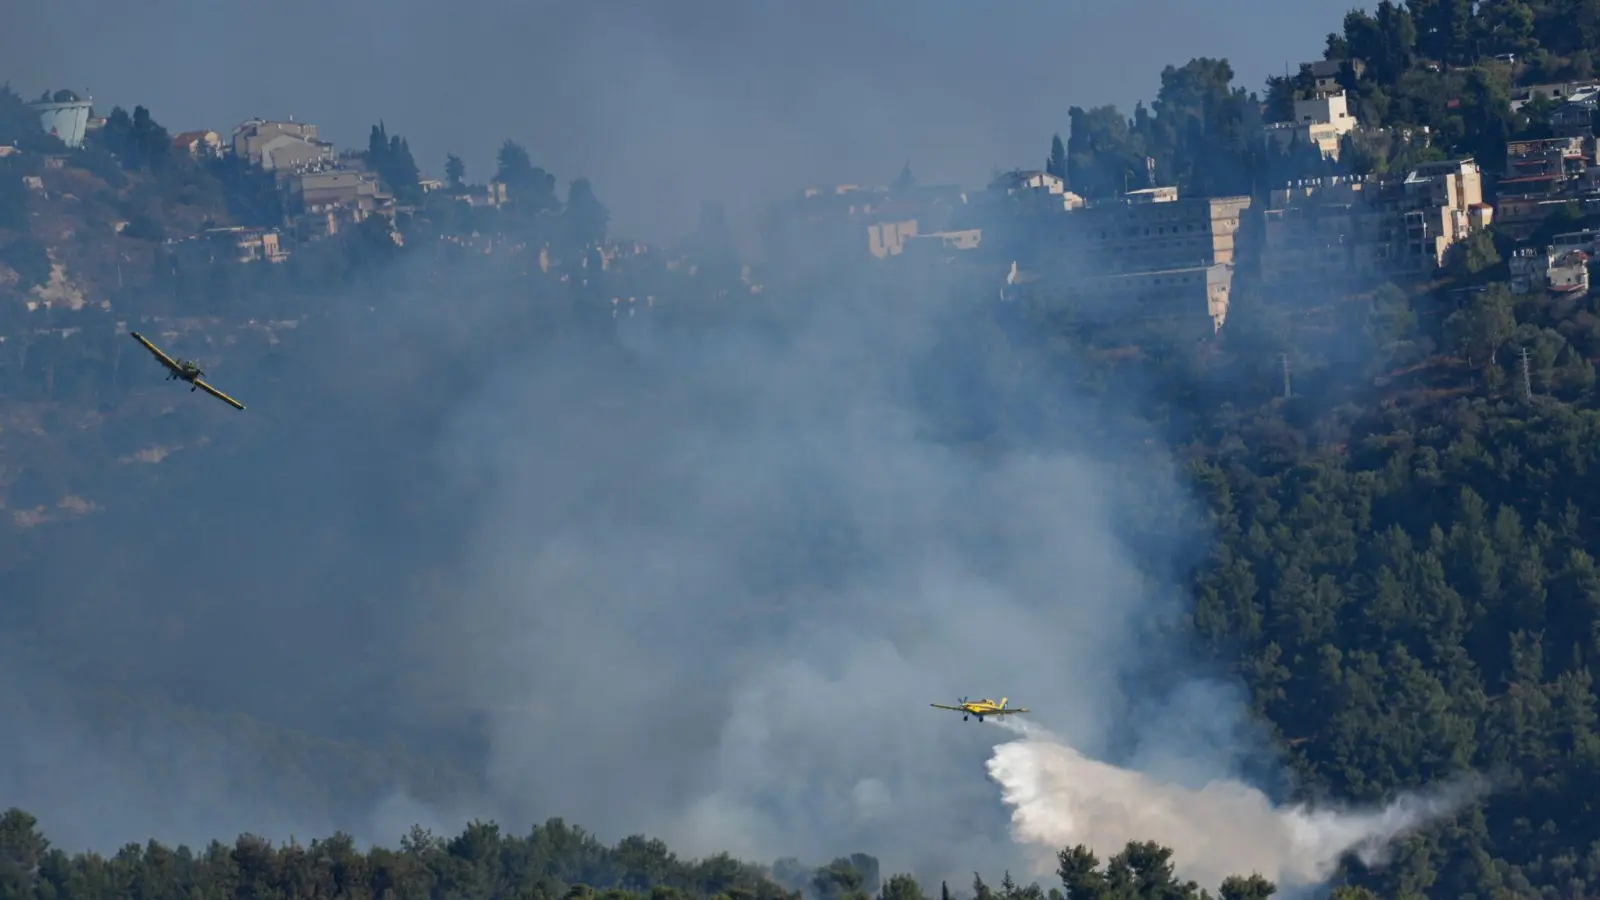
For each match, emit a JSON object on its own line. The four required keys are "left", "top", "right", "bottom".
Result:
{"left": 193, "top": 378, "right": 246, "bottom": 411}
{"left": 930, "top": 704, "right": 967, "bottom": 711}
{"left": 129, "top": 331, "right": 183, "bottom": 373}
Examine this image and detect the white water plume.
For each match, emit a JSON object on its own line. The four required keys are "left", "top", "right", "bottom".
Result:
{"left": 985, "top": 719, "right": 1488, "bottom": 890}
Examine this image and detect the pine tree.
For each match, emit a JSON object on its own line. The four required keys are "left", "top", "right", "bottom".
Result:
{"left": 1047, "top": 133, "right": 1067, "bottom": 180}
{"left": 893, "top": 161, "right": 916, "bottom": 190}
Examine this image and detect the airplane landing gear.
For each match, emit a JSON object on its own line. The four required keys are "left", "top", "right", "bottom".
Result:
{"left": 977, "top": 717, "right": 984, "bottom": 723}
{"left": 963, "top": 715, "right": 969, "bottom": 721}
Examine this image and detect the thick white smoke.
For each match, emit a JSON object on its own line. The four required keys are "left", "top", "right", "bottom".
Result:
{"left": 986, "top": 719, "right": 1488, "bottom": 890}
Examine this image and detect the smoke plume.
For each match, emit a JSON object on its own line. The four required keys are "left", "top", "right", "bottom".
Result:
{"left": 987, "top": 719, "right": 1488, "bottom": 890}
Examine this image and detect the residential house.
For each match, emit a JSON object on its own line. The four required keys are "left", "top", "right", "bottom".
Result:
{"left": 1544, "top": 86, "right": 1600, "bottom": 138}
{"left": 1262, "top": 88, "right": 1359, "bottom": 161}
{"left": 879, "top": 226, "right": 983, "bottom": 261}
{"left": 165, "top": 227, "right": 289, "bottom": 266}
{"left": 1305, "top": 58, "right": 1365, "bottom": 93}
{"left": 1511, "top": 80, "right": 1600, "bottom": 112}
{"left": 987, "top": 169, "right": 1086, "bottom": 211}
{"left": 1552, "top": 227, "right": 1600, "bottom": 254}
{"left": 1510, "top": 245, "right": 1591, "bottom": 295}
{"left": 868, "top": 219, "right": 919, "bottom": 258}
{"left": 1509, "top": 246, "right": 1543, "bottom": 293}
{"left": 1551, "top": 249, "right": 1591, "bottom": 293}
{"left": 171, "top": 130, "right": 223, "bottom": 158}
{"left": 458, "top": 181, "right": 509, "bottom": 207}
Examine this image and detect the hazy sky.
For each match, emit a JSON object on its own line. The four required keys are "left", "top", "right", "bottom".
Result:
{"left": 5, "top": 0, "right": 1357, "bottom": 241}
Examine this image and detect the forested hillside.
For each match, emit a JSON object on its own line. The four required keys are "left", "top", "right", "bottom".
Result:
{"left": 0, "top": 808, "right": 1300, "bottom": 900}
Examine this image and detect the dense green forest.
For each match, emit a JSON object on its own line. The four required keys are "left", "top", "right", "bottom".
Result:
{"left": 0, "top": 807, "right": 1303, "bottom": 900}
{"left": 12, "top": 2, "right": 1600, "bottom": 900}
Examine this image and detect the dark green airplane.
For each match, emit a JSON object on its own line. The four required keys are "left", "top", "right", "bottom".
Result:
{"left": 129, "top": 331, "right": 246, "bottom": 410}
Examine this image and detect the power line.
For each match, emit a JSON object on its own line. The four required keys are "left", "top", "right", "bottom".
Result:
{"left": 1280, "top": 352, "right": 1292, "bottom": 399}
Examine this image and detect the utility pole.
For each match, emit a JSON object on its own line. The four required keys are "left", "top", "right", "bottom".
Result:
{"left": 1280, "top": 352, "right": 1292, "bottom": 399}
{"left": 1520, "top": 347, "right": 1533, "bottom": 401}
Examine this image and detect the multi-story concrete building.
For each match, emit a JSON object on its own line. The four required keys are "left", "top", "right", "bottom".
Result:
{"left": 999, "top": 186, "right": 1251, "bottom": 332}
{"left": 1259, "top": 158, "right": 1491, "bottom": 287}
{"left": 232, "top": 118, "right": 335, "bottom": 170}
{"left": 1493, "top": 137, "right": 1600, "bottom": 240}
{"left": 1498, "top": 136, "right": 1591, "bottom": 207}
{"left": 1505, "top": 137, "right": 1588, "bottom": 180}
{"left": 1038, "top": 190, "right": 1249, "bottom": 270}
{"left": 292, "top": 168, "right": 384, "bottom": 209}
{"left": 1062, "top": 264, "right": 1238, "bottom": 330}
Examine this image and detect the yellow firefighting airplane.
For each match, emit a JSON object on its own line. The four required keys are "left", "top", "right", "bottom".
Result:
{"left": 930, "top": 696, "right": 1029, "bottom": 722}
{"left": 129, "top": 331, "right": 246, "bottom": 410}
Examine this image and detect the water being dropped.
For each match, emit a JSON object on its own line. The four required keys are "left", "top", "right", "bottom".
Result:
{"left": 985, "top": 719, "right": 1487, "bottom": 890}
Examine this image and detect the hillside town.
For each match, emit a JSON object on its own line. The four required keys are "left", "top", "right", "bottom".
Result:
{"left": 11, "top": 51, "right": 1600, "bottom": 346}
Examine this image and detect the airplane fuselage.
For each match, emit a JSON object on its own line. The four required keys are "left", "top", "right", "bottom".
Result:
{"left": 933, "top": 696, "right": 1025, "bottom": 722}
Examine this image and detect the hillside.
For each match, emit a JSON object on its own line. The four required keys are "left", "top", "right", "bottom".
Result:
{"left": 0, "top": 807, "right": 1307, "bottom": 900}
{"left": 16, "top": 2, "right": 1600, "bottom": 899}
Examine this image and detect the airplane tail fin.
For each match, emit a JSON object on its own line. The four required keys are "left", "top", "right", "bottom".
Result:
{"left": 999, "top": 697, "right": 1008, "bottom": 708}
